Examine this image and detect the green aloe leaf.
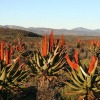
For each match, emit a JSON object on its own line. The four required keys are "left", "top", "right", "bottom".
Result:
{"left": 71, "top": 68, "right": 83, "bottom": 84}
{"left": 77, "top": 66, "right": 85, "bottom": 81}
{"left": 62, "top": 81, "right": 80, "bottom": 90}
{"left": 0, "top": 67, "right": 6, "bottom": 81}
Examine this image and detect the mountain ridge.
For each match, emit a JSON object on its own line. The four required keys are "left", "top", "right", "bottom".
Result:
{"left": 0, "top": 25, "right": 100, "bottom": 36}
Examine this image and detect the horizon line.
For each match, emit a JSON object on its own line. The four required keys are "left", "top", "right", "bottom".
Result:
{"left": 0, "top": 24, "right": 100, "bottom": 30}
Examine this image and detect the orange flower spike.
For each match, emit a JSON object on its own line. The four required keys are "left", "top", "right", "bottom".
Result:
{"left": 90, "top": 40, "right": 93, "bottom": 45}
{"left": 49, "top": 30, "right": 54, "bottom": 52}
{"left": 77, "top": 38, "right": 81, "bottom": 43}
{"left": 65, "top": 54, "right": 78, "bottom": 71}
{"left": 42, "top": 34, "right": 47, "bottom": 56}
{"left": 74, "top": 50, "right": 78, "bottom": 64}
{"left": 88, "top": 56, "right": 97, "bottom": 74}
{"left": 5, "top": 49, "right": 9, "bottom": 64}
{"left": 1, "top": 42, "right": 4, "bottom": 60}
{"left": 71, "top": 61, "right": 78, "bottom": 71}
{"left": 65, "top": 54, "right": 71, "bottom": 63}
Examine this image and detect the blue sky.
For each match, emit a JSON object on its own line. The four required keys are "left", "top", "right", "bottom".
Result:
{"left": 0, "top": 0, "right": 100, "bottom": 29}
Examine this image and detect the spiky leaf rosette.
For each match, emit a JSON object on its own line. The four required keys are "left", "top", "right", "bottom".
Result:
{"left": 29, "top": 45, "right": 66, "bottom": 81}
{"left": 0, "top": 57, "right": 29, "bottom": 93}
{"left": 63, "top": 55, "right": 100, "bottom": 99}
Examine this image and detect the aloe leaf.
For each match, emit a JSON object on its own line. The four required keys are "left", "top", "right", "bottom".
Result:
{"left": 92, "top": 88, "right": 100, "bottom": 92}
{"left": 7, "top": 60, "right": 19, "bottom": 77}
{"left": 62, "top": 81, "right": 80, "bottom": 90}
{"left": 65, "top": 89, "right": 87, "bottom": 95}
{"left": 17, "top": 72, "right": 28, "bottom": 82}
{"left": 77, "top": 66, "right": 85, "bottom": 81}
{"left": 71, "top": 68, "right": 83, "bottom": 84}
{"left": 36, "top": 53, "right": 41, "bottom": 68}
{"left": 86, "top": 76, "right": 92, "bottom": 88}
{"left": 95, "top": 76, "right": 100, "bottom": 81}
{"left": 67, "top": 69, "right": 83, "bottom": 88}
{"left": 51, "top": 59, "right": 62, "bottom": 70}
{"left": 52, "top": 60, "right": 65, "bottom": 72}
{"left": 0, "top": 67, "right": 6, "bottom": 81}
{"left": 97, "top": 81, "right": 100, "bottom": 85}
{"left": 11, "top": 64, "right": 24, "bottom": 78}
{"left": 79, "top": 66, "right": 89, "bottom": 77}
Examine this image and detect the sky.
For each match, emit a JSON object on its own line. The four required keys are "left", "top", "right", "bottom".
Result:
{"left": 0, "top": 0, "right": 100, "bottom": 29}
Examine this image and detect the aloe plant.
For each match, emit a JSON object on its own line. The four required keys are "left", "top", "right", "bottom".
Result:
{"left": 28, "top": 32, "right": 66, "bottom": 100}
{"left": 64, "top": 51, "right": 100, "bottom": 100}
{"left": 30, "top": 45, "right": 66, "bottom": 77}
{"left": 0, "top": 56, "right": 29, "bottom": 99}
{"left": 29, "top": 46, "right": 66, "bottom": 100}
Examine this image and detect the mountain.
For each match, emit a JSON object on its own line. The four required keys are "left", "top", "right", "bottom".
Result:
{"left": 0, "top": 27, "right": 41, "bottom": 37}
{"left": 72, "top": 27, "right": 91, "bottom": 31}
{"left": 0, "top": 25, "right": 100, "bottom": 36}
{"left": 3, "top": 25, "right": 25, "bottom": 30}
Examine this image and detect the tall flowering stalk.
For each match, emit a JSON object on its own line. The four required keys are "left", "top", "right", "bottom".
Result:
{"left": 5, "top": 43, "right": 12, "bottom": 64}
{"left": 88, "top": 56, "right": 97, "bottom": 74}
{"left": 42, "top": 34, "right": 47, "bottom": 57}
{"left": 76, "top": 38, "right": 81, "bottom": 43}
{"left": 5, "top": 49, "right": 9, "bottom": 64}
{"left": 49, "top": 30, "right": 54, "bottom": 52}
{"left": 65, "top": 54, "right": 78, "bottom": 71}
{"left": 1, "top": 42, "right": 4, "bottom": 61}
{"left": 90, "top": 40, "right": 94, "bottom": 46}
{"left": 65, "top": 50, "right": 79, "bottom": 71}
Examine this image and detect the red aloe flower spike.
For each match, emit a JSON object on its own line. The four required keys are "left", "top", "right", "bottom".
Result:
{"left": 74, "top": 50, "right": 78, "bottom": 64}
{"left": 6, "top": 43, "right": 11, "bottom": 64}
{"left": 5, "top": 49, "right": 9, "bottom": 64}
{"left": 42, "top": 34, "right": 47, "bottom": 57}
{"left": 49, "top": 30, "right": 54, "bottom": 52}
{"left": 65, "top": 54, "right": 78, "bottom": 71}
{"left": 1, "top": 42, "right": 4, "bottom": 60}
{"left": 88, "top": 56, "right": 97, "bottom": 74}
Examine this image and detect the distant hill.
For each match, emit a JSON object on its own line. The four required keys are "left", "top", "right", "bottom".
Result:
{"left": 0, "top": 27, "right": 41, "bottom": 37}
{"left": 0, "top": 25, "right": 100, "bottom": 36}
